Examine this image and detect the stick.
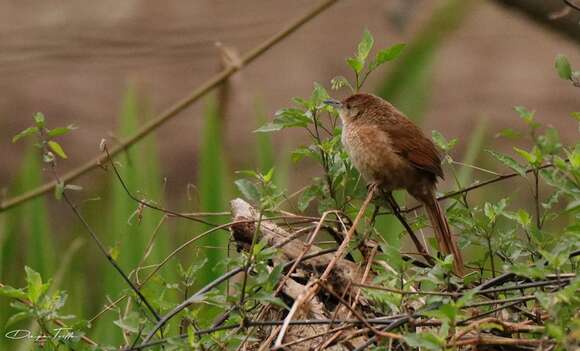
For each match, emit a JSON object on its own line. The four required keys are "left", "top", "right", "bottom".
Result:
{"left": 0, "top": 0, "right": 339, "bottom": 212}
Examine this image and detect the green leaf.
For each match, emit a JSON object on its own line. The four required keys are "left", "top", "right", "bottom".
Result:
{"left": 47, "top": 125, "right": 76, "bottom": 138}
{"left": 495, "top": 128, "right": 521, "bottom": 139}
{"left": 486, "top": 150, "right": 527, "bottom": 176}
{"left": 514, "top": 106, "right": 539, "bottom": 128}
{"left": 291, "top": 145, "right": 320, "bottom": 163}
{"left": 513, "top": 147, "right": 536, "bottom": 165}
{"left": 565, "top": 199, "right": 580, "bottom": 212}
{"left": 404, "top": 332, "right": 445, "bottom": 351}
{"left": 376, "top": 244, "right": 404, "bottom": 271}
{"left": 424, "top": 303, "right": 459, "bottom": 323}
{"left": 265, "top": 264, "right": 284, "bottom": 291}
{"left": 114, "top": 312, "right": 142, "bottom": 334}
{"left": 255, "top": 108, "right": 312, "bottom": 133}
{"left": 516, "top": 209, "right": 531, "bottom": 227}
{"left": 25, "top": 266, "right": 48, "bottom": 304}
{"left": 356, "top": 29, "right": 374, "bottom": 61}
{"left": 431, "top": 130, "right": 457, "bottom": 152}
{"left": 298, "top": 185, "right": 320, "bottom": 212}
{"left": 234, "top": 179, "right": 260, "bottom": 203}
{"left": 109, "top": 245, "right": 120, "bottom": 261}
{"left": 537, "top": 127, "right": 561, "bottom": 155}
{"left": 484, "top": 199, "right": 507, "bottom": 223}
{"left": 311, "top": 82, "right": 330, "bottom": 106}
{"left": 347, "top": 57, "right": 364, "bottom": 74}
{"left": 254, "top": 290, "right": 288, "bottom": 309}
{"left": 12, "top": 126, "right": 39, "bottom": 143}
{"left": 0, "top": 286, "right": 27, "bottom": 300}
{"left": 48, "top": 140, "right": 68, "bottom": 159}
{"left": 33, "top": 112, "right": 45, "bottom": 128}
{"left": 5, "top": 311, "right": 30, "bottom": 327}
{"left": 254, "top": 122, "right": 283, "bottom": 133}
{"left": 374, "top": 43, "right": 406, "bottom": 66}
{"left": 262, "top": 167, "right": 274, "bottom": 183}
{"left": 555, "top": 54, "right": 572, "bottom": 80}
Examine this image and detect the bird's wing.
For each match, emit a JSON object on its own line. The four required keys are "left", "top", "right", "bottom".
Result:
{"left": 379, "top": 116, "right": 444, "bottom": 179}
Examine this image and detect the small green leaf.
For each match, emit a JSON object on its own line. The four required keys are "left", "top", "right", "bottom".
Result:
{"left": 347, "top": 57, "right": 364, "bottom": 74}
{"left": 505, "top": 208, "right": 532, "bottom": 228}
{"left": 25, "top": 266, "right": 48, "bottom": 304}
{"left": 234, "top": 179, "right": 260, "bottom": 203}
{"left": 114, "top": 312, "right": 142, "bottom": 334}
{"left": 48, "top": 141, "right": 68, "bottom": 159}
{"left": 254, "top": 290, "right": 288, "bottom": 309}
{"left": 404, "top": 332, "right": 445, "bottom": 351}
{"left": 537, "top": 127, "right": 561, "bottom": 155}
{"left": 255, "top": 108, "right": 312, "bottom": 133}
{"left": 514, "top": 106, "right": 538, "bottom": 128}
{"left": 311, "top": 82, "right": 330, "bottom": 106}
{"left": 47, "top": 125, "right": 76, "bottom": 138}
{"left": 565, "top": 199, "right": 580, "bottom": 212}
{"left": 356, "top": 29, "right": 374, "bottom": 61}
{"left": 495, "top": 128, "right": 521, "bottom": 139}
{"left": 109, "top": 245, "right": 120, "bottom": 261}
{"left": 516, "top": 209, "right": 531, "bottom": 227}
{"left": 265, "top": 264, "right": 283, "bottom": 291}
{"left": 291, "top": 145, "right": 320, "bottom": 163}
{"left": 262, "top": 168, "right": 275, "bottom": 183}
{"left": 374, "top": 43, "right": 406, "bottom": 66}
{"left": 486, "top": 150, "right": 527, "bottom": 176}
{"left": 513, "top": 147, "right": 536, "bottom": 165}
{"left": 431, "top": 130, "right": 457, "bottom": 152}
{"left": 12, "top": 127, "right": 39, "bottom": 143}
{"left": 298, "top": 185, "right": 320, "bottom": 212}
{"left": 555, "top": 54, "right": 572, "bottom": 80}
{"left": 254, "top": 122, "right": 283, "bottom": 133}
{"left": 571, "top": 112, "right": 580, "bottom": 121}
{"left": 5, "top": 312, "right": 30, "bottom": 327}
{"left": 33, "top": 112, "right": 45, "bottom": 128}
{"left": 0, "top": 286, "right": 27, "bottom": 300}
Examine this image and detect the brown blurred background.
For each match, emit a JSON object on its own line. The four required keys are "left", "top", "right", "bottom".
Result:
{"left": 1, "top": 0, "right": 579, "bottom": 198}
{"left": 0, "top": 1, "right": 579, "bottom": 346}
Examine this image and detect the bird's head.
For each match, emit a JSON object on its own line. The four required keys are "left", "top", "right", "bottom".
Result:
{"left": 323, "top": 93, "right": 382, "bottom": 123}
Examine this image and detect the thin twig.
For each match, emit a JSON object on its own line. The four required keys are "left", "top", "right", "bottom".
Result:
{"left": 0, "top": 0, "right": 339, "bottom": 212}
{"left": 273, "top": 186, "right": 377, "bottom": 348}
{"left": 319, "top": 282, "right": 402, "bottom": 340}
{"left": 380, "top": 162, "right": 556, "bottom": 215}
{"left": 386, "top": 192, "right": 435, "bottom": 266}
{"left": 104, "top": 145, "right": 219, "bottom": 227}
{"left": 62, "top": 192, "right": 161, "bottom": 323}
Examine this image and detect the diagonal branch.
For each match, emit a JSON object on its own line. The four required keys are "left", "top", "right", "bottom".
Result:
{"left": 0, "top": 0, "right": 339, "bottom": 213}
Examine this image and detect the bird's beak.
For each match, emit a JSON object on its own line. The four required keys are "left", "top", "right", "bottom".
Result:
{"left": 323, "top": 99, "right": 343, "bottom": 109}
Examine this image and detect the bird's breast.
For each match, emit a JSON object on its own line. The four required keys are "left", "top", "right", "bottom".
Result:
{"left": 342, "top": 124, "right": 416, "bottom": 191}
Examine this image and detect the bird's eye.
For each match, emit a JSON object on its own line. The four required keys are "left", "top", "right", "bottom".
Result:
{"left": 345, "top": 103, "right": 351, "bottom": 109}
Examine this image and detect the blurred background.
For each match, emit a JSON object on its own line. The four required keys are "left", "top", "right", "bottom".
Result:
{"left": 0, "top": 0, "right": 579, "bottom": 346}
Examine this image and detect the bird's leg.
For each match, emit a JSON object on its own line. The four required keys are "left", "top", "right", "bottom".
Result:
{"left": 385, "top": 192, "right": 435, "bottom": 267}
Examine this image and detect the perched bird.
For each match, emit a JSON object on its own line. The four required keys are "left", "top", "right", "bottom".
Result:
{"left": 324, "top": 93, "right": 464, "bottom": 276}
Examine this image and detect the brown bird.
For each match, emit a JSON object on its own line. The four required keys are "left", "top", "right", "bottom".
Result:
{"left": 324, "top": 93, "right": 464, "bottom": 276}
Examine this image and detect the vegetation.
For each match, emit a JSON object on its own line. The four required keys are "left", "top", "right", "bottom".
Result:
{"left": 0, "top": 8, "right": 579, "bottom": 351}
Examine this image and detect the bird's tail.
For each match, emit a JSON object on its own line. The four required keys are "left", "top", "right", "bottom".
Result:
{"left": 423, "top": 194, "right": 464, "bottom": 276}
